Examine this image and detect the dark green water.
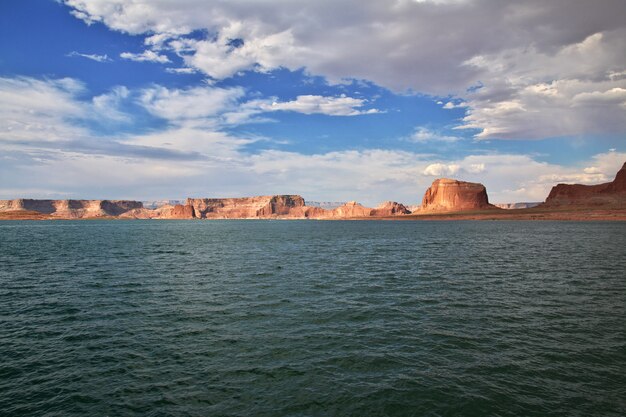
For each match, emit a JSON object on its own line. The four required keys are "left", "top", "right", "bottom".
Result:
{"left": 1, "top": 220, "right": 625, "bottom": 416}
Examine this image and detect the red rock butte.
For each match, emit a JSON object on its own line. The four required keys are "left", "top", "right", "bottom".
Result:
{"left": 543, "top": 162, "right": 626, "bottom": 207}
{"left": 418, "top": 178, "right": 496, "bottom": 212}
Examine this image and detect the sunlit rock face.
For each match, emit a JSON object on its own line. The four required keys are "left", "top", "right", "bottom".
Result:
{"left": 370, "top": 201, "right": 412, "bottom": 216}
{"left": 0, "top": 199, "right": 143, "bottom": 218}
{"left": 419, "top": 178, "right": 495, "bottom": 212}
{"left": 186, "top": 195, "right": 306, "bottom": 219}
{"left": 544, "top": 162, "right": 626, "bottom": 207}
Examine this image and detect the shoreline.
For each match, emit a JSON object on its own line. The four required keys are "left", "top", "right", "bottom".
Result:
{"left": 2, "top": 207, "right": 626, "bottom": 221}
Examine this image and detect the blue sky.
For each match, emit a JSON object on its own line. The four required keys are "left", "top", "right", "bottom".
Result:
{"left": 1, "top": 0, "right": 625, "bottom": 205}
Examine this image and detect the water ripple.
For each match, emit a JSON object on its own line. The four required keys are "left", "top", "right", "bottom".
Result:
{"left": 1, "top": 220, "right": 625, "bottom": 416}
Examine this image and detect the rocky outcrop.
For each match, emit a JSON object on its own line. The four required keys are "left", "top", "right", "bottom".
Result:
{"left": 418, "top": 178, "right": 496, "bottom": 212}
{"left": 186, "top": 195, "right": 306, "bottom": 219}
{"left": 168, "top": 204, "right": 196, "bottom": 219}
{"left": 543, "top": 162, "right": 626, "bottom": 207}
{"left": 0, "top": 199, "right": 143, "bottom": 218}
{"left": 371, "top": 201, "right": 411, "bottom": 216}
{"left": 328, "top": 201, "right": 373, "bottom": 218}
{"left": 119, "top": 204, "right": 196, "bottom": 219}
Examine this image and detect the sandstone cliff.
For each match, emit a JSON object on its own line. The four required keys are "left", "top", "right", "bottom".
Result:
{"left": 186, "top": 195, "right": 306, "bottom": 219}
{"left": 371, "top": 201, "right": 412, "bottom": 216}
{"left": 117, "top": 203, "right": 196, "bottom": 219}
{"left": 327, "top": 201, "right": 373, "bottom": 218}
{"left": 0, "top": 199, "right": 143, "bottom": 218}
{"left": 418, "top": 178, "right": 496, "bottom": 212}
{"left": 543, "top": 162, "right": 626, "bottom": 207}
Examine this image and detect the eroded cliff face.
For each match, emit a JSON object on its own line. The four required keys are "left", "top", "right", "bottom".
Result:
{"left": 544, "top": 162, "right": 626, "bottom": 206}
{"left": 327, "top": 201, "right": 373, "bottom": 218}
{"left": 0, "top": 199, "right": 143, "bottom": 218}
{"left": 371, "top": 201, "right": 412, "bottom": 216}
{"left": 186, "top": 195, "right": 306, "bottom": 219}
{"left": 118, "top": 204, "right": 196, "bottom": 219}
{"left": 0, "top": 196, "right": 414, "bottom": 220}
{"left": 419, "top": 179, "right": 495, "bottom": 212}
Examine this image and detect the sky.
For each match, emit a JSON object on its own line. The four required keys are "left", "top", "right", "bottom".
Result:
{"left": 0, "top": 0, "right": 625, "bottom": 206}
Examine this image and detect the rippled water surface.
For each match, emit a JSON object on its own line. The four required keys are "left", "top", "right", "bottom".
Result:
{"left": 1, "top": 220, "right": 625, "bottom": 416}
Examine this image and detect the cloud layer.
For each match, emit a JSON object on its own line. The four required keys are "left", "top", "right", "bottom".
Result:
{"left": 63, "top": 0, "right": 626, "bottom": 140}
{"left": 2, "top": 76, "right": 624, "bottom": 205}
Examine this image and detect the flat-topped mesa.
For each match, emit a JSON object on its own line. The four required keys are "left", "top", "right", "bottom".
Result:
{"left": 419, "top": 178, "right": 495, "bottom": 212}
{"left": 544, "top": 162, "right": 626, "bottom": 207}
{"left": 0, "top": 199, "right": 143, "bottom": 218}
{"left": 186, "top": 195, "right": 306, "bottom": 219}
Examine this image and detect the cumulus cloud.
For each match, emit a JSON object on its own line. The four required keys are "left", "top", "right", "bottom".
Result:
{"left": 137, "top": 86, "right": 380, "bottom": 127}
{"left": 423, "top": 163, "right": 460, "bottom": 177}
{"left": 139, "top": 85, "right": 244, "bottom": 126}
{"left": 63, "top": 0, "right": 626, "bottom": 140}
{"left": 260, "top": 95, "right": 380, "bottom": 116}
{"left": 457, "top": 31, "right": 626, "bottom": 139}
{"left": 67, "top": 51, "right": 112, "bottom": 62}
{"left": 120, "top": 50, "right": 170, "bottom": 63}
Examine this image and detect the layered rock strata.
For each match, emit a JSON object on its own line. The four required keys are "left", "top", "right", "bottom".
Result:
{"left": 0, "top": 199, "right": 143, "bottom": 218}
{"left": 187, "top": 195, "right": 306, "bottom": 219}
{"left": 418, "top": 179, "right": 496, "bottom": 212}
{"left": 371, "top": 201, "right": 411, "bottom": 216}
{"left": 0, "top": 196, "right": 414, "bottom": 219}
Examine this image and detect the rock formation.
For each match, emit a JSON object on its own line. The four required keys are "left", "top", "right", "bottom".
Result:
{"left": 186, "top": 195, "right": 306, "bottom": 219}
{"left": 418, "top": 178, "right": 496, "bottom": 212}
{"left": 543, "top": 162, "right": 626, "bottom": 207}
{"left": 119, "top": 204, "right": 196, "bottom": 219}
{"left": 371, "top": 201, "right": 412, "bottom": 216}
{"left": 328, "top": 201, "right": 373, "bottom": 218}
{"left": 0, "top": 199, "right": 143, "bottom": 218}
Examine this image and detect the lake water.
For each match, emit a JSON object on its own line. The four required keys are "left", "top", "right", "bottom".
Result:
{"left": 1, "top": 220, "right": 625, "bottom": 416}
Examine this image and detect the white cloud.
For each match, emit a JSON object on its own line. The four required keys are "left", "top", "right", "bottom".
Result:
{"left": 92, "top": 86, "right": 131, "bottom": 122}
{"left": 442, "top": 101, "right": 466, "bottom": 109}
{"left": 138, "top": 85, "right": 244, "bottom": 125}
{"left": 63, "top": 0, "right": 626, "bottom": 140}
{"left": 423, "top": 163, "right": 460, "bottom": 176}
{"left": 457, "top": 31, "right": 626, "bottom": 139}
{"left": 165, "top": 67, "right": 197, "bottom": 74}
{"left": 260, "top": 95, "right": 380, "bottom": 116}
{"left": 3, "top": 77, "right": 625, "bottom": 207}
{"left": 67, "top": 51, "right": 112, "bottom": 62}
{"left": 0, "top": 77, "right": 87, "bottom": 142}
{"left": 120, "top": 50, "right": 170, "bottom": 63}
{"left": 409, "top": 127, "right": 460, "bottom": 143}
